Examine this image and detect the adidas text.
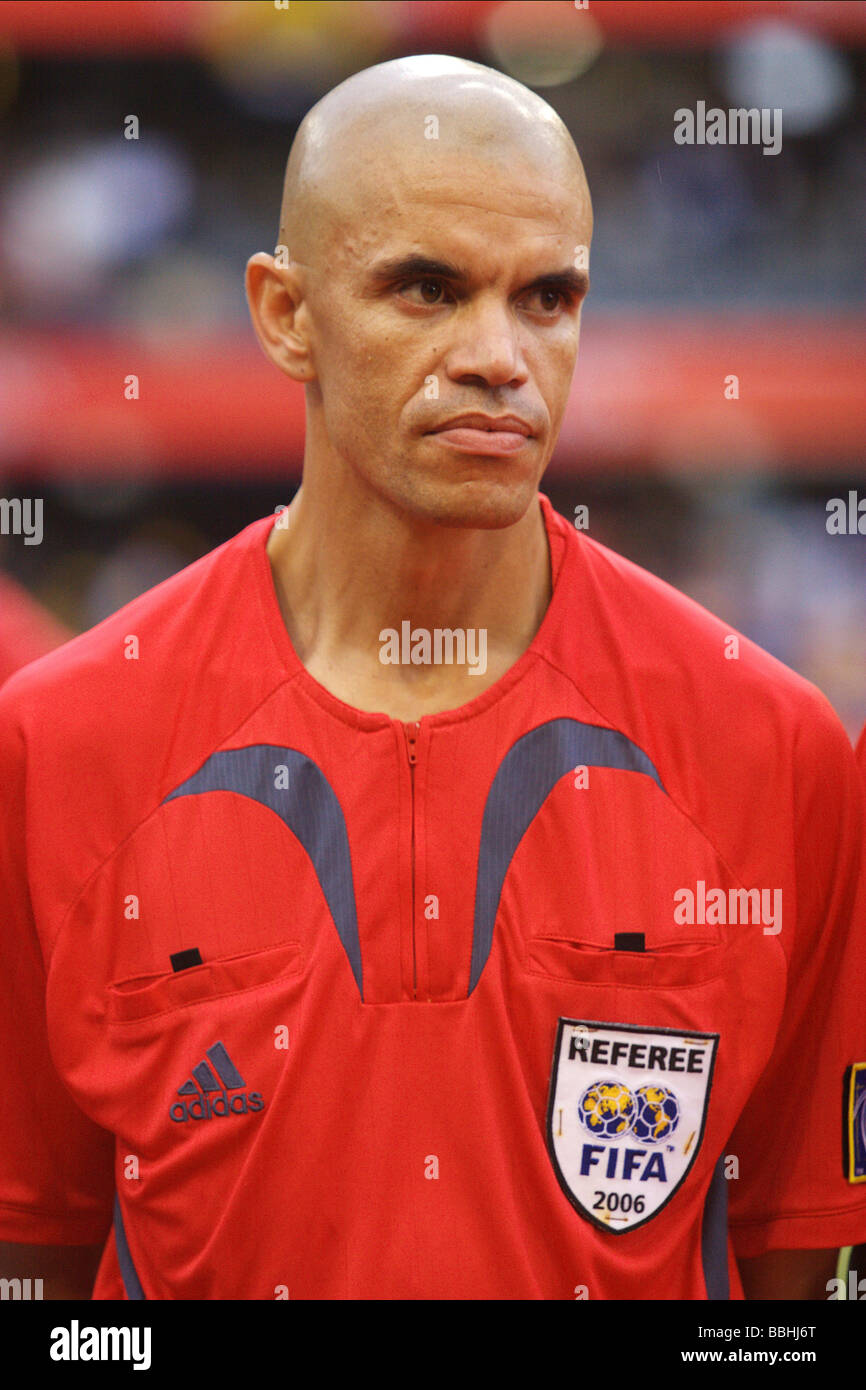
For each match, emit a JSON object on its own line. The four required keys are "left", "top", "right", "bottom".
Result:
{"left": 170, "top": 1090, "right": 265, "bottom": 1122}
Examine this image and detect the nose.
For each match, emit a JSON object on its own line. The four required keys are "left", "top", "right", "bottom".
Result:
{"left": 443, "top": 293, "right": 529, "bottom": 390}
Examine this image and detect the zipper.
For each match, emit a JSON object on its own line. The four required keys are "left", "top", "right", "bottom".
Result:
{"left": 403, "top": 720, "right": 420, "bottom": 999}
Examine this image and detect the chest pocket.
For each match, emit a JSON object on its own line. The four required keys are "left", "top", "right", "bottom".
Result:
{"left": 524, "top": 935, "right": 730, "bottom": 990}
{"left": 495, "top": 743, "right": 758, "bottom": 993}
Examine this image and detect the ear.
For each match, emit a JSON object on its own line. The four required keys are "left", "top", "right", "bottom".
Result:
{"left": 244, "top": 252, "right": 314, "bottom": 382}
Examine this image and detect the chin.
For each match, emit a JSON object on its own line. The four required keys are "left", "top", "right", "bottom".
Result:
{"left": 386, "top": 445, "right": 544, "bottom": 530}
{"left": 400, "top": 475, "right": 541, "bottom": 531}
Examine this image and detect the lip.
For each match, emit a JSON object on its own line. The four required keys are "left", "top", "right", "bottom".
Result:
{"left": 428, "top": 413, "right": 533, "bottom": 437}
{"left": 425, "top": 413, "right": 535, "bottom": 457}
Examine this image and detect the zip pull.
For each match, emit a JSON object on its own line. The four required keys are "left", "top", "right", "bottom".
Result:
{"left": 403, "top": 720, "right": 420, "bottom": 765}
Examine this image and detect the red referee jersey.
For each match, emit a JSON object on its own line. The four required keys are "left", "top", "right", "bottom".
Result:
{"left": 1, "top": 493, "right": 864, "bottom": 1300}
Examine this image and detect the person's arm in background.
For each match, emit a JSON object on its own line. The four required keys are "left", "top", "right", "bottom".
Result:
{"left": 0, "top": 675, "right": 115, "bottom": 1295}
{"left": 846, "top": 723, "right": 866, "bottom": 1303}
{"left": 738, "top": 1248, "right": 839, "bottom": 1300}
{"left": 0, "top": 1242, "right": 104, "bottom": 1299}
{"left": 0, "top": 580, "right": 103, "bottom": 1297}
{"left": 0, "top": 572, "right": 71, "bottom": 687}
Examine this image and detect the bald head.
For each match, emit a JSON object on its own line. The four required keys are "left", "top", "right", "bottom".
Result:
{"left": 278, "top": 54, "right": 591, "bottom": 267}
{"left": 248, "top": 52, "right": 593, "bottom": 534}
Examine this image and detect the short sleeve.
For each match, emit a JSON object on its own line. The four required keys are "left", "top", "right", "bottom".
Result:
{"left": 728, "top": 697, "right": 866, "bottom": 1257}
{"left": 0, "top": 679, "right": 115, "bottom": 1244}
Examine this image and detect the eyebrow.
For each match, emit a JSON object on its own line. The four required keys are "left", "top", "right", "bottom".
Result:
{"left": 366, "top": 254, "right": 589, "bottom": 298}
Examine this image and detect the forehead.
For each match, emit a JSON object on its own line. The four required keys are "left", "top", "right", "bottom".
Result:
{"left": 328, "top": 143, "right": 589, "bottom": 275}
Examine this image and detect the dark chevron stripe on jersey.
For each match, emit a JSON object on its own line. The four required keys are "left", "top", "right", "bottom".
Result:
{"left": 701, "top": 1153, "right": 730, "bottom": 1300}
{"left": 114, "top": 1193, "right": 145, "bottom": 1301}
{"left": 468, "top": 719, "right": 665, "bottom": 994}
{"left": 163, "top": 746, "right": 363, "bottom": 997}
{"left": 162, "top": 723, "right": 662, "bottom": 1001}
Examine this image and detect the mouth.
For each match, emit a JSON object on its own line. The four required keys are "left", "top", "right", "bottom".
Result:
{"left": 425, "top": 416, "right": 534, "bottom": 457}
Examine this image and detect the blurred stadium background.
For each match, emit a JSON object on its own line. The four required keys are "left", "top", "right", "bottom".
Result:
{"left": 0, "top": 0, "right": 864, "bottom": 736}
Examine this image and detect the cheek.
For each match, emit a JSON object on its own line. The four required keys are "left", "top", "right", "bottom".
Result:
{"left": 319, "top": 343, "right": 405, "bottom": 456}
{"left": 534, "top": 337, "right": 579, "bottom": 416}
{"left": 331, "top": 330, "right": 418, "bottom": 422}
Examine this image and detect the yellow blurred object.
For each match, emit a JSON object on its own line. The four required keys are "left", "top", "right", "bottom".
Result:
{"left": 198, "top": 0, "right": 398, "bottom": 94}
{"left": 485, "top": 0, "right": 603, "bottom": 88}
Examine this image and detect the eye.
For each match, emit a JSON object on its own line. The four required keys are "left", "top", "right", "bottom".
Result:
{"left": 526, "top": 287, "right": 568, "bottom": 315}
{"left": 398, "top": 279, "right": 452, "bottom": 306}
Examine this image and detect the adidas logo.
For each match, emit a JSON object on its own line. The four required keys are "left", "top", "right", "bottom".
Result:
{"left": 169, "top": 1041, "right": 265, "bottom": 1123}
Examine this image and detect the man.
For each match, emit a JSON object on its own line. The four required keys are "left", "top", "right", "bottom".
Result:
{"left": 1, "top": 55, "right": 864, "bottom": 1301}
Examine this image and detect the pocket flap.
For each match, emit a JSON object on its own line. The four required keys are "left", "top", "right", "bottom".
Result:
{"left": 107, "top": 941, "right": 302, "bottom": 1022}
{"left": 526, "top": 937, "right": 729, "bottom": 988}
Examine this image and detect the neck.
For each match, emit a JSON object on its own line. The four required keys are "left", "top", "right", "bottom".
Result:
{"left": 266, "top": 460, "right": 552, "bottom": 717}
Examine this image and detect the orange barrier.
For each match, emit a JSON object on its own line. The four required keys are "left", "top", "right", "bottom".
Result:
{"left": 1, "top": 317, "right": 863, "bottom": 475}
{"left": 2, "top": 1, "right": 864, "bottom": 54}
